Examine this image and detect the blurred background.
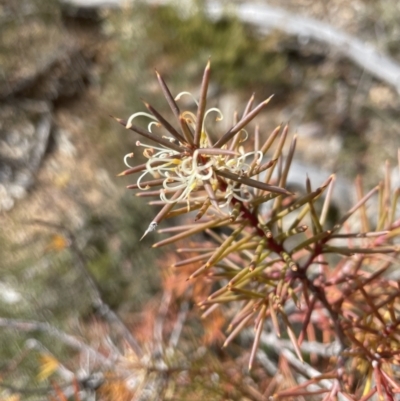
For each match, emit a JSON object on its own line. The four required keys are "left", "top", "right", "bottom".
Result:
{"left": 1, "top": 0, "right": 400, "bottom": 397}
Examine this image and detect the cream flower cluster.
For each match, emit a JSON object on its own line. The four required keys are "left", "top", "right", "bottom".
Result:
{"left": 123, "top": 104, "right": 262, "bottom": 209}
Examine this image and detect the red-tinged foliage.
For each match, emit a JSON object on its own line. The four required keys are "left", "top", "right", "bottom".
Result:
{"left": 114, "top": 63, "right": 400, "bottom": 400}
{"left": 4, "top": 62, "right": 396, "bottom": 401}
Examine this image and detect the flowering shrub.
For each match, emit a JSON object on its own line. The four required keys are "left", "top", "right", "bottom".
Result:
{"left": 5, "top": 62, "right": 398, "bottom": 401}
{"left": 115, "top": 62, "right": 400, "bottom": 400}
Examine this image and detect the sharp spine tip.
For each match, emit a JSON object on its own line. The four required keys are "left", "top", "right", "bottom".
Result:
{"left": 140, "top": 222, "right": 158, "bottom": 241}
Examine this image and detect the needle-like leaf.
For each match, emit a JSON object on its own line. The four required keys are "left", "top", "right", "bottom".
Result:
{"left": 155, "top": 69, "right": 180, "bottom": 119}
{"left": 113, "top": 116, "right": 182, "bottom": 152}
{"left": 194, "top": 60, "right": 211, "bottom": 145}
{"left": 214, "top": 96, "right": 274, "bottom": 148}
{"left": 142, "top": 100, "right": 186, "bottom": 143}
{"left": 215, "top": 169, "right": 292, "bottom": 196}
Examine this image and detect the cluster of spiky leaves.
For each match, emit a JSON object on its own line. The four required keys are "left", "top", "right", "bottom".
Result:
{"left": 116, "top": 63, "right": 400, "bottom": 400}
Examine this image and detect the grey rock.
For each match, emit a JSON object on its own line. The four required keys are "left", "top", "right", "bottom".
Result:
{"left": 0, "top": 101, "right": 52, "bottom": 212}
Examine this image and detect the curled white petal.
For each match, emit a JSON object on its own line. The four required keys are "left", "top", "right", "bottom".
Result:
{"left": 137, "top": 170, "right": 151, "bottom": 190}
{"left": 175, "top": 92, "right": 199, "bottom": 106}
{"left": 124, "top": 153, "right": 135, "bottom": 168}
{"left": 148, "top": 121, "right": 161, "bottom": 132}
{"left": 202, "top": 107, "right": 223, "bottom": 131}
{"left": 237, "top": 129, "right": 249, "bottom": 143}
{"left": 126, "top": 112, "right": 157, "bottom": 129}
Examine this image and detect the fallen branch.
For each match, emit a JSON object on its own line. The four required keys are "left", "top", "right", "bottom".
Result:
{"left": 0, "top": 318, "right": 113, "bottom": 368}
{"left": 206, "top": 2, "right": 400, "bottom": 93}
